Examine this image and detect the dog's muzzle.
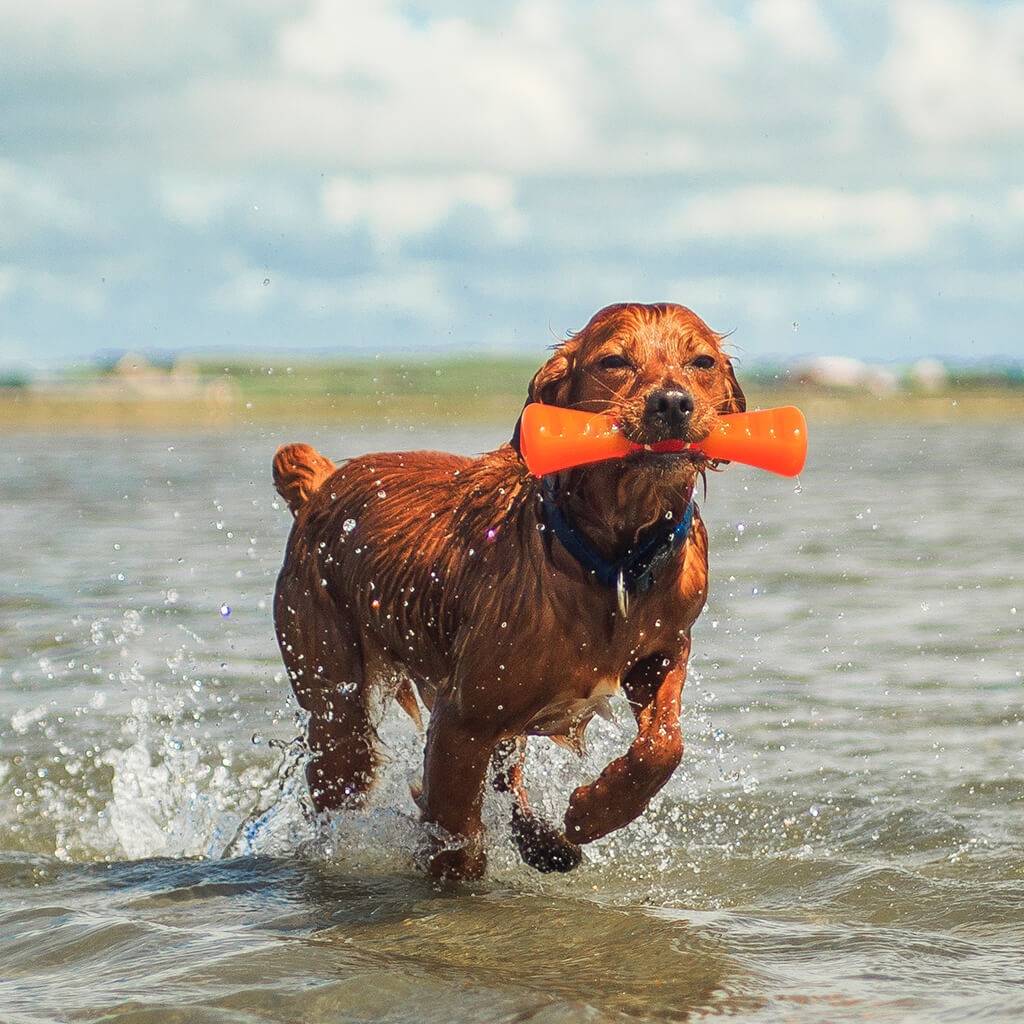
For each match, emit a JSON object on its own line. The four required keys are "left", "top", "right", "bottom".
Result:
{"left": 644, "top": 388, "right": 694, "bottom": 439}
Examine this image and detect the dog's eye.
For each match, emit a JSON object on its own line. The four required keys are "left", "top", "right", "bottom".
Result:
{"left": 691, "top": 354, "right": 717, "bottom": 370}
{"left": 599, "top": 354, "right": 632, "bottom": 371}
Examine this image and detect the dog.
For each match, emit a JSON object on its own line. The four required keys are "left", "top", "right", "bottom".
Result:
{"left": 272, "top": 302, "right": 745, "bottom": 879}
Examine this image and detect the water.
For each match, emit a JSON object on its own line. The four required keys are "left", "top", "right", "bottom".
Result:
{"left": 1, "top": 416, "right": 1022, "bottom": 1023}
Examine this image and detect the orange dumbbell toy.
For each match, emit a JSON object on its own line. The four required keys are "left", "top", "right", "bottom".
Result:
{"left": 518, "top": 404, "right": 807, "bottom": 478}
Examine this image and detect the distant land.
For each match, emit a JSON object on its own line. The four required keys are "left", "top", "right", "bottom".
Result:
{"left": 1, "top": 351, "right": 1021, "bottom": 431}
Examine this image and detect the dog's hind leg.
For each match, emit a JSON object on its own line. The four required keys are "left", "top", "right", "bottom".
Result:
{"left": 491, "top": 738, "right": 582, "bottom": 873}
{"left": 274, "top": 583, "right": 379, "bottom": 812}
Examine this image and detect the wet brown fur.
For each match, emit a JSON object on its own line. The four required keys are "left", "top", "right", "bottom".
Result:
{"left": 272, "top": 302, "right": 745, "bottom": 879}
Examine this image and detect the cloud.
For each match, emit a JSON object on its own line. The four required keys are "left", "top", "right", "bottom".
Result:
{"left": 0, "top": 0, "right": 264, "bottom": 79}
{"left": 0, "top": 264, "right": 107, "bottom": 317}
{"left": 0, "top": 161, "right": 93, "bottom": 242}
{"left": 321, "top": 173, "right": 524, "bottom": 244}
{"left": 0, "top": 1, "right": 850, "bottom": 179}
{"left": 210, "top": 265, "right": 277, "bottom": 315}
{"left": 297, "top": 264, "right": 455, "bottom": 324}
{"left": 156, "top": 177, "right": 251, "bottom": 231}
{"left": 210, "top": 258, "right": 455, "bottom": 329}
{"left": 155, "top": 173, "right": 314, "bottom": 235}
{"left": 7, "top": 0, "right": 1021, "bottom": 181}
{"left": 749, "top": 0, "right": 840, "bottom": 63}
{"left": 879, "top": 0, "right": 1024, "bottom": 145}
{"left": 178, "top": 1, "right": 587, "bottom": 173}
{"left": 667, "top": 184, "right": 971, "bottom": 258}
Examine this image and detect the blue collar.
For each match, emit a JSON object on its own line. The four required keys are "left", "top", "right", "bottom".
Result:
{"left": 540, "top": 478, "right": 695, "bottom": 598}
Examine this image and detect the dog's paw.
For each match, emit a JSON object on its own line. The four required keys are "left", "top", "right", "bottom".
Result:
{"left": 416, "top": 824, "right": 488, "bottom": 881}
{"left": 511, "top": 806, "right": 583, "bottom": 873}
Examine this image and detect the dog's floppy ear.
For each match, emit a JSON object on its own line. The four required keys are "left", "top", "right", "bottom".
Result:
{"left": 722, "top": 356, "right": 746, "bottom": 415}
{"left": 528, "top": 345, "right": 574, "bottom": 407}
{"left": 510, "top": 344, "right": 576, "bottom": 454}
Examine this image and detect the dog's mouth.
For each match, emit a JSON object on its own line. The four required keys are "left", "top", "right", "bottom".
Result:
{"left": 618, "top": 430, "right": 709, "bottom": 469}
{"left": 625, "top": 443, "right": 706, "bottom": 468}
{"left": 615, "top": 413, "right": 708, "bottom": 456}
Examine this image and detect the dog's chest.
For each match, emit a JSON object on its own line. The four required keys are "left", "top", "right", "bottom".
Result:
{"left": 520, "top": 605, "right": 685, "bottom": 741}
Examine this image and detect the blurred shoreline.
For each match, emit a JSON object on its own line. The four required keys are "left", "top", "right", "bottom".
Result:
{"left": 1, "top": 353, "right": 1021, "bottom": 432}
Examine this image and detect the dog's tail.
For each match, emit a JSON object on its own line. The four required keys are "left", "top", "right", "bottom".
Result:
{"left": 273, "top": 443, "right": 337, "bottom": 516}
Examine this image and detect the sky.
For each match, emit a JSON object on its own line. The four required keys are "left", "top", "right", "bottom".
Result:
{"left": 2, "top": 0, "right": 1023, "bottom": 372}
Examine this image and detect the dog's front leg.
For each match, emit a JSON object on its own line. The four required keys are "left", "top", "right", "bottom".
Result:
{"left": 563, "top": 647, "right": 688, "bottom": 845}
{"left": 419, "top": 701, "right": 496, "bottom": 880}
{"left": 492, "top": 739, "right": 582, "bottom": 873}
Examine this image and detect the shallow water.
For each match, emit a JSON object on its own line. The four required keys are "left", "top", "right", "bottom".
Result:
{"left": 1, "top": 415, "right": 1022, "bottom": 1023}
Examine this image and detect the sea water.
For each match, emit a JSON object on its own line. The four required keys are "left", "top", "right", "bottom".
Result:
{"left": 1, "top": 416, "right": 1022, "bottom": 1022}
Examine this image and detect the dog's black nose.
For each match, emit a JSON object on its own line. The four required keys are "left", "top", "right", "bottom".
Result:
{"left": 644, "top": 388, "right": 694, "bottom": 434}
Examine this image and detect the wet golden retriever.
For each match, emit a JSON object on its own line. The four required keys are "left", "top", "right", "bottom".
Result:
{"left": 273, "top": 302, "right": 745, "bottom": 879}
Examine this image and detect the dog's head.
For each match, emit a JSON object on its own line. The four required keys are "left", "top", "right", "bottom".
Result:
{"left": 527, "top": 302, "right": 745, "bottom": 455}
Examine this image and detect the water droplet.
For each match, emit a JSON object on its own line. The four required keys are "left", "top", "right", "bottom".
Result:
{"left": 377, "top": 490, "right": 387, "bottom": 499}
{"left": 342, "top": 518, "right": 357, "bottom": 533}
{"left": 219, "top": 604, "right": 231, "bottom": 617}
